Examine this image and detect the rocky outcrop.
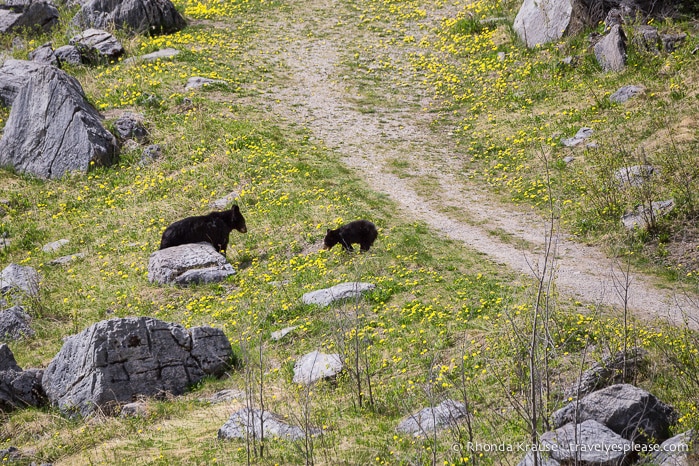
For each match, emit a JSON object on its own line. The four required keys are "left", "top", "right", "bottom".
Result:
{"left": 552, "top": 384, "right": 677, "bottom": 444}
{"left": 0, "top": 60, "right": 118, "bottom": 179}
{"left": 302, "top": 282, "right": 375, "bottom": 307}
{"left": 73, "top": 0, "right": 186, "bottom": 35}
{"left": 41, "top": 317, "right": 234, "bottom": 416}
{"left": 0, "top": 0, "right": 59, "bottom": 34}
{"left": 148, "top": 242, "right": 236, "bottom": 286}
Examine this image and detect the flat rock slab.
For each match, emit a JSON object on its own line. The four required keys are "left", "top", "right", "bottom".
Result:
{"left": 561, "top": 127, "right": 593, "bottom": 147}
{"left": 271, "top": 326, "right": 297, "bottom": 341}
{"left": 42, "top": 238, "right": 69, "bottom": 252}
{"left": 0, "top": 264, "right": 40, "bottom": 297}
{"left": 185, "top": 76, "right": 226, "bottom": 90}
{"left": 541, "top": 420, "right": 633, "bottom": 465}
{"left": 610, "top": 85, "right": 645, "bottom": 103}
{"left": 302, "top": 282, "right": 375, "bottom": 307}
{"left": 218, "top": 407, "right": 318, "bottom": 441}
{"left": 48, "top": 253, "right": 86, "bottom": 266}
{"left": 41, "top": 316, "right": 233, "bottom": 416}
{"left": 552, "top": 383, "right": 676, "bottom": 443}
{"left": 123, "top": 47, "right": 179, "bottom": 64}
{"left": 148, "top": 242, "right": 236, "bottom": 285}
{"left": 293, "top": 351, "right": 343, "bottom": 385}
{"left": 0, "top": 306, "right": 33, "bottom": 340}
{"left": 396, "top": 399, "right": 467, "bottom": 437}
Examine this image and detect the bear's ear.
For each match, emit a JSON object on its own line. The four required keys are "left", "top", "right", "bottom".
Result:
{"left": 326, "top": 229, "right": 331, "bottom": 234}
{"left": 232, "top": 204, "right": 240, "bottom": 213}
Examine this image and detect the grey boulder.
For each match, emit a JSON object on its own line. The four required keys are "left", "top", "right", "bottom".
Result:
{"left": 561, "top": 127, "right": 593, "bottom": 147}
{"left": 0, "top": 367, "right": 46, "bottom": 412}
{"left": 594, "top": 25, "right": 627, "bottom": 72}
{"left": 41, "top": 317, "right": 234, "bottom": 416}
{"left": 0, "top": 343, "right": 20, "bottom": 371}
{"left": 552, "top": 384, "right": 677, "bottom": 443}
{"left": 28, "top": 42, "right": 58, "bottom": 66}
{"left": 1, "top": 263, "right": 40, "bottom": 297}
{"left": 148, "top": 242, "right": 236, "bottom": 286}
{"left": 622, "top": 199, "right": 674, "bottom": 230}
{"left": 73, "top": 0, "right": 186, "bottom": 35}
{"left": 541, "top": 420, "right": 633, "bottom": 465}
{"left": 610, "top": 84, "right": 645, "bottom": 103}
{"left": 396, "top": 399, "right": 468, "bottom": 437}
{"left": 641, "top": 430, "right": 695, "bottom": 465}
{"left": 54, "top": 45, "right": 82, "bottom": 66}
{"left": 0, "top": 59, "right": 46, "bottom": 107}
{"left": 292, "top": 351, "right": 343, "bottom": 385}
{"left": 0, "top": 0, "right": 59, "bottom": 34}
{"left": 0, "top": 306, "right": 34, "bottom": 340}
{"left": 0, "top": 60, "right": 118, "bottom": 180}
{"left": 302, "top": 282, "right": 375, "bottom": 307}
{"left": 69, "top": 28, "right": 124, "bottom": 64}
{"left": 513, "top": 0, "right": 585, "bottom": 48}
{"left": 114, "top": 112, "right": 148, "bottom": 142}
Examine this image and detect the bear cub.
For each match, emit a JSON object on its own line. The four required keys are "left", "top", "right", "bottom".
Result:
{"left": 159, "top": 204, "right": 247, "bottom": 256}
{"left": 324, "top": 219, "right": 378, "bottom": 252}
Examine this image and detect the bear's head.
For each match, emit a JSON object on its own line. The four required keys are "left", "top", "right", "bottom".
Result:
{"left": 323, "top": 228, "right": 340, "bottom": 249}
{"left": 230, "top": 204, "right": 247, "bottom": 233}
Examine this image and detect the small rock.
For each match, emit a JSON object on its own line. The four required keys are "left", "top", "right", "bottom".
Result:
{"left": 69, "top": 28, "right": 124, "bottom": 64}
{"left": 210, "top": 190, "right": 241, "bottom": 210}
{"left": 562, "top": 156, "right": 575, "bottom": 164}
{"left": 185, "top": 76, "right": 226, "bottom": 90}
{"left": 28, "top": 42, "right": 57, "bottom": 66}
{"left": 293, "top": 351, "right": 343, "bottom": 385}
{"left": 114, "top": 113, "right": 148, "bottom": 142}
{"left": 633, "top": 25, "right": 660, "bottom": 52}
{"left": 140, "top": 144, "right": 161, "bottom": 166}
{"left": 48, "top": 253, "right": 86, "bottom": 266}
{"left": 0, "top": 305, "right": 34, "bottom": 340}
{"left": 396, "top": 399, "right": 468, "bottom": 437}
{"left": 54, "top": 45, "right": 82, "bottom": 66}
{"left": 561, "top": 127, "right": 593, "bottom": 147}
{"left": 120, "top": 401, "right": 147, "bottom": 417}
{"left": 301, "top": 282, "right": 375, "bottom": 307}
{"left": 610, "top": 84, "right": 645, "bottom": 103}
{"left": 218, "top": 407, "right": 318, "bottom": 441}
{"left": 271, "top": 326, "right": 297, "bottom": 341}
{"left": 661, "top": 33, "right": 686, "bottom": 53}
{"left": 42, "top": 238, "right": 69, "bottom": 252}
{"left": 614, "top": 165, "right": 655, "bottom": 188}
{"left": 204, "top": 388, "right": 244, "bottom": 404}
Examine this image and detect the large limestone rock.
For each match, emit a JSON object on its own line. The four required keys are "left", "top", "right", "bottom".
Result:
{"left": 513, "top": 0, "right": 586, "bottom": 48}
{"left": 552, "top": 384, "right": 677, "bottom": 443}
{"left": 0, "top": 0, "right": 59, "bottom": 34}
{"left": 0, "top": 59, "right": 45, "bottom": 107}
{"left": 396, "top": 399, "right": 468, "bottom": 437}
{"left": 541, "top": 420, "right": 633, "bottom": 465}
{"left": 41, "top": 317, "right": 233, "bottom": 416}
{"left": 301, "top": 282, "right": 375, "bottom": 307}
{"left": 73, "top": 0, "right": 186, "bottom": 35}
{"left": 0, "top": 60, "right": 118, "bottom": 179}
{"left": 148, "top": 242, "right": 236, "bottom": 286}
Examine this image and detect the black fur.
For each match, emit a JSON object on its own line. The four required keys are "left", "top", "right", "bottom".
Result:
{"left": 323, "top": 219, "right": 378, "bottom": 252}
{"left": 159, "top": 205, "right": 247, "bottom": 255}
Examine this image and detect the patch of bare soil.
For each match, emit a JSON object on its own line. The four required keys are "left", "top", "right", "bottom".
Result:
{"left": 243, "top": 0, "right": 699, "bottom": 328}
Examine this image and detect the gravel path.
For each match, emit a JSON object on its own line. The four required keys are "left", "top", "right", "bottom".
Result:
{"left": 246, "top": 0, "right": 699, "bottom": 328}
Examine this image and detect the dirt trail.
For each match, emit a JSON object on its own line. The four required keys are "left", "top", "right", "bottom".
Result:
{"left": 248, "top": 0, "right": 699, "bottom": 328}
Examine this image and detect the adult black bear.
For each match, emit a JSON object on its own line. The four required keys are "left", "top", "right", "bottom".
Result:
{"left": 323, "top": 219, "right": 378, "bottom": 252}
{"left": 159, "top": 205, "right": 247, "bottom": 256}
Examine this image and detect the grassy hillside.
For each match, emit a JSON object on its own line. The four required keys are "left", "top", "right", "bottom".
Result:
{"left": 1, "top": 0, "right": 699, "bottom": 464}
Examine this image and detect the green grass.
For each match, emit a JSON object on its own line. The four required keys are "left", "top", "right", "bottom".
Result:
{"left": 1, "top": 0, "right": 699, "bottom": 464}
